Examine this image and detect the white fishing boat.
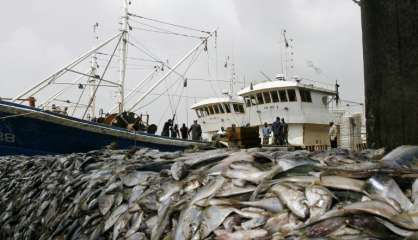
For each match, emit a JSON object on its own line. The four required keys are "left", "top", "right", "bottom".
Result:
{"left": 190, "top": 95, "right": 246, "bottom": 140}
{"left": 238, "top": 74, "right": 337, "bottom": 147}
{"left": 192, "top": 30, "right": 365, "bottom": 150}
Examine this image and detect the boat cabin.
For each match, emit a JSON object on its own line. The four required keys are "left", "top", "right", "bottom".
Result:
{"left": 237, "top": 77, "right": 336, "bottom": 147}
{"left": 191, "top": 97, "right": 246, "bottom": 140}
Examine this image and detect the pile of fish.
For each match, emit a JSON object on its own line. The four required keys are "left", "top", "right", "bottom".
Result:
{"left": 1, "top": 145, "right": 418, "bottom": 240}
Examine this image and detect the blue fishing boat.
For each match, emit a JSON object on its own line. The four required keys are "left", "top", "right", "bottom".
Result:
{"left": 0, "top": 100, "right": 207, "bottom": 156}
{"left": 0, "top": 1, "right": 214, "bottom": 155}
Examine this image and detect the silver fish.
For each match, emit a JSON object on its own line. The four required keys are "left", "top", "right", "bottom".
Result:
{"left": 214, "top": 229, "right": 268, "bottom": 240}
{"left": 199, "top": 206, "right": 235, "bottom": 238}
{"left": 306, "top": 200, "right": 418, "bottom": 230}
{"left": 113, "top": 211, "right": 131, "bottom": 240}
{"left": 365, "top": 174, "right": 413, "bottom": 211}
{"left": 381, "top": 145, "right": 418, "bottom": 169}
{"left": 129, "top": 185, "right": 146, "bottom": 206}
{"left": 174, "top": 205, "right": 202, "bottom": 240}
{"left": 305, "top": 185, "right": 333, "bottom": 220}
{"left": 271, "top": 183, "right": 308, "bottom": 219}
{"left": 98, "top": 194, "right": 115, "bottom": 216}
{"left": 151, "top": 198, "right": 174, "bottom": 240}
{"left": 104, "top": 204, "right": 128, "bottom": 232}
{"left": 125, "top": 211, "right": 144, "bottom": 238}
{"left": 265, "top": 211, "right": 302, "bottom": 235}
{"left": 121, "top": 171, "right": 156, "bottom": 187}
{"left": 126, "top": 232, "right": 147, "bottom": 240}
{"left": 223, "top": 163, "right": 281, "bottom": 185}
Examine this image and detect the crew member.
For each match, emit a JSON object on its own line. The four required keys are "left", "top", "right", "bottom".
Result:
{"left": 282, "top": 118, "right": 288, "bottom": 145}
{"left": 188, "top": 120, "right": 202, "bottom": 141}
{"left": 329, "top": 122, "right": 338, "bottom": 149}
{"left": 170, "top": 124, "right": 180, "bottom": 139}
{"left": 217, "top": 127, "right": 226, "bottom": 137}
{"left": 180, "top": 123, "right": 188, "bottom": 140}
{"left": 262, "top": 122, "right": 271, "bottom": 145}
{"left": 271, "top": 117, "right": 282, "bottom": 145}
{"left": 161, "top": 119, "right": 172, "bottom": 137}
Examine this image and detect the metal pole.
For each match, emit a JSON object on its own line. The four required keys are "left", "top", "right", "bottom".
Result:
{"left": 127, "top": 38, "right": 208, "bottom": 112}
{"left": 12, "top": 32, "right": 122, "bottom": 102}
{"left": 39, "top": 73, "right": 88, "bottom": 107}
{"left": 118, "top": 0, "right": 129, "bottom": 114}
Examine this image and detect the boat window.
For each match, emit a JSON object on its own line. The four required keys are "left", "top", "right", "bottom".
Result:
{"left": 204, "top": 107, "right": 209, "bottom": 116}
{"left": 244, "top": 97, "right": 251, "bottom": 107}
{"left": 224, "top": 103, "right": 231, "bottom": 113}
{"left": 218, "top": 104, "right": 225, "bottom": 113}
{"left": 213, "top": 104, "right": 220, "bottom": 114}
{"left": 287, "top": 89, "right": 297, "bottom": 102}
{"left": 300, "top": 89, "right": 312, "bottom": 103}
{"left": 250, "top": 95, "right": 257, "bottom": 105}
{"left": 208, "top": 106, "right": 214, "bottom": 115}
{"left": 263, "top": 92, "right": 272, "bottom": 104}
{"left": 233, "top": 103, "right": 239, "bottom": 113}
{"left": 271, "top": 90, "right": 280, "bottom": 103}
{"left": 196, "top": 110, "right": 201, "bottom": 118}
{"left": 256, "top": 93, "right": 264, "bottom": 105}
{"left": 279, "top": 90, "right": 288, "bottom": 102}
{"left": 238, "top": 104, "right": 245, "bottom": 113}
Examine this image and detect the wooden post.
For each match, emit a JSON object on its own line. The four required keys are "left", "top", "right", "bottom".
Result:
{"left": 361, "top": 0, "right": 418, "bottom": 150}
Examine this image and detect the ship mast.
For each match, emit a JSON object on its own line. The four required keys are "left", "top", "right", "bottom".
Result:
{"left": 89, "top": 23, "right": 100, "bottom": 119}
{"left": 118, "top": 0, "right": 130, "bottom": 114}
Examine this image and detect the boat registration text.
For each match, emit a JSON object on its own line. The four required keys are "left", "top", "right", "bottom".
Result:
{"left": 0, "top": 131, "right": 16, "bottom": 143}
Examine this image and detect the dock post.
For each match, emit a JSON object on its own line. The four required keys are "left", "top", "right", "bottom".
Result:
{"left": 360, "top": 0, "right": 418, "bottom": 150}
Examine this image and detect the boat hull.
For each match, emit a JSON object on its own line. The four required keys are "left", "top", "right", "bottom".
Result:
{"left": 0, "top": 101, "right": 204, "bottom": 156}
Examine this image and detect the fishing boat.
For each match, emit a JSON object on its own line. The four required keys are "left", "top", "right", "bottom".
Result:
{"left": 190, "top": 95, "right": 246, "bottom": 140}
{"left": 192, "top": 31, "right": 365, "bottom": 150}
{"left": 0, "top": 1, "right": 213, "bottom": 155}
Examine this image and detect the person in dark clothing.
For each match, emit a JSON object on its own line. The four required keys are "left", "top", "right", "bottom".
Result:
{"left": 188, "top": 120, "right": 202, "bottom": 141}
{"left": 161, "top": 119, "right": 172, "bottom": 137}
{"left": 180, "top": 123, "right": 188, "bottom": 139}
{"left": 170, "top": 124, "right": 180, "bottom": 138}
{"left": 281, "top": 118, "right": 288, "bottom": 145}
{"left": 271, "top": 117, "right": 282, "bottom": 145}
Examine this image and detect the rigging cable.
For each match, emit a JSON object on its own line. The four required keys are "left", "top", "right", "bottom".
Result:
{"left": 82, "top": 34, "right": 123, "bottom": 119}
{"left": 128, "top": 13, "right": 211, "bottom": 34}
{"left": 130, "top": 19, "right": 205, "bottom": 39}
{"left": 128, "top": 36, "right": 190, "bottom": 81}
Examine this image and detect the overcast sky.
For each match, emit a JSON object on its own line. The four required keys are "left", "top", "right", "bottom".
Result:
{"left": 0, "top": 0, "right": 363, "bottom": 126}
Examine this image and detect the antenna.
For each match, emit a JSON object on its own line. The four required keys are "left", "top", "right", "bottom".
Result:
{"left": 89, "top": 22, "right": 100, "bottom": 119}
{"left": 281, "top": 30, "right": 295, "bottom": 80}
